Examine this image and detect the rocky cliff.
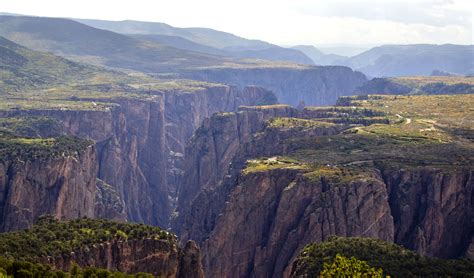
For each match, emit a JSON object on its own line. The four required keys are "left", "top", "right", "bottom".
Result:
{"left": 181, "top": 66, "right": 367, "bottom": 106}
{"left": 42, "top": 238, "right": 204, "bottom": 277}
{"left": 201, "top": 168, "right": 394, "bottom": 277}
{"left": 0, "top": 97, "right": 168, "bottom": 226}
{"left": 175, "top": 96, "right": 474, "bottom": 277}
{"left": 0, "top": 143, "right": 97, "bottom": 231}
{"left": 160, "top": 85, "right": 276, "bottom": 205}
{"left": 381, "top": 166, "right": 473, "bottom": 259}
{"left": 0, "top": 84, "right": 276, "bottom": 229}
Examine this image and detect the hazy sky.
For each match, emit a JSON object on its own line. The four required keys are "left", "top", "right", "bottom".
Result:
{"left": 0, "top": 0, "right": 472, "bottom": 46}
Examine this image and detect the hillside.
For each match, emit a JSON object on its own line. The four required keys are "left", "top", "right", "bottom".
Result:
{"left": 77, "top": 18, "right": 314, "bottom": 65}
{"left": 0, "top": 36, "right": 134, "bottom": 92}
{"left": 290, "top": 237, "right": 474, "bottom": 277}
{"left": 343, "top": 44, "right": 474, "bottom": 77}
{"left": 132, "top": 34, "right": 313, "bottom": 64}
{"left": 75, "top": 18, "right": 272, "bottom": 50}
{"left": 0, "top": 15, "right": 239, "bottom": 74}
{"left": 0, "top": 15, "right": 368, "bottom": 107}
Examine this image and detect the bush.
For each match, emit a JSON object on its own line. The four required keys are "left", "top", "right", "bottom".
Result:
{"left": 320, "top": 254, "right": 382, "bottom": 277}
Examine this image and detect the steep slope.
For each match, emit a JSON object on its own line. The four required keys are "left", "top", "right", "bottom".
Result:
{"left": 0, "top": 135, "right": 97, "bottom": 232}
{"left": 343, "top": 44, "right": 474, "bottom": 77}
{"left": 182, "top": 66, "right": 367, "bottom": 106}
{"left": 175, "top": 95, "right": 474, "bottom": 277}
{"left": 0, "top": 217, "right": 204, "bottom": 277}
{"left": 290, "top": 237, "right": 474, "bottom": 277}
{"left": 0, "top": 36, "right": 278, "bottom": 229}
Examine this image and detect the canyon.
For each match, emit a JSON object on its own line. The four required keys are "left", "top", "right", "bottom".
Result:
{"left": 0, "top": 85, "right": 275, "bottom": 230}
{"left": 174, "top": 97, "right": 473, "bottom": 277}
{"left": 0, "top": 15, "right": 472, "bottom": 277}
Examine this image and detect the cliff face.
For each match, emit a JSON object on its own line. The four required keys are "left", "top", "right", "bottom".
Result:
{"left": 175, "top": 106, "right": 474, "bottom": 277}
{"left": 41, "top": 238, "right": 204, "bottom": 278}
{"left": 174, "top": 105, "right": 305, "bottom": 238}
{"left": 162, "top": 85, "right": 276, "bottom": 203}
{"left": 381, "top": 166, "right": 473, "bottom": 258}
{"left": 201, "top": 169, "right": 394, "bottom": 278}
{"left": 181, "top": 66, "right": 367, "bottom": 106}
{"left": 0, "top": 145, "right": 97, "bottom": 231}
{"left": 0, "top": 97, "right": 167, "bottom": 226}
{"left": 0, "top": 85, "right": 276, "bottom": 229}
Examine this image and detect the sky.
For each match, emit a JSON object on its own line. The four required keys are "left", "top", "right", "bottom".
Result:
{"left": 0, "top": 0, "right": 472, "bottom": 46}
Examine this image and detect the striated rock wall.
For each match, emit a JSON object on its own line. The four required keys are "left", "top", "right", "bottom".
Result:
{"left": 381, "top": 166, "right": 473, "bottom": 259}
{"left": 0, "top": 97, "right": 167, "bottom": 226}
{"left": 174, "top": 106, "right": 349, "bottom": 240}
{"left": 162, "top": 85, "right": 276, "bottom": 201}
{"left": 41, "top": 238, "right": 204, "bottom": 277}
{"left": 175, "top": 108, "right": 474, "bottom": 277}
{"left": 0, "top": 145, "right": 97, "bottom": 231}
{"left": 181, "top": 66, "right": 367, "bottom": 106}
{"left": 0, "top": 85, "right": 276, "bottom": 229}
{"left": 201, "top": 169, "right": 393, "bottom": 278}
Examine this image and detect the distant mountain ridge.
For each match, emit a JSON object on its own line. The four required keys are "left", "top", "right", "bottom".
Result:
{"left": 0, "top": 15, "right": 239, "bottom": 73}
{"left": 292, "top": 45, "right": 346, "bottom": 65}
{"left": 75, "top": 18, "right": 272, "bottom": 50}
{"left": 343, "top": 44, "right": 474, "bottom": 77}
{"left": 75, "top": 18, "right": 314, "bottom": 65}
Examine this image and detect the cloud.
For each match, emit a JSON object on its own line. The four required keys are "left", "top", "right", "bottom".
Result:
{"left": 295, "top": 0, "right": 472, "bottom": 28}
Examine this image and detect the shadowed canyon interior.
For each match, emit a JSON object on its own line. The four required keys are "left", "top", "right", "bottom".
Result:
{"left": 0, "top": 9, "right": 472, "bottom": 278}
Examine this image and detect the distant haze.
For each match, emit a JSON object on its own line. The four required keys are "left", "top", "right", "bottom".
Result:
{"left": 0, "top": 0, "right": 472, "bottom": 46}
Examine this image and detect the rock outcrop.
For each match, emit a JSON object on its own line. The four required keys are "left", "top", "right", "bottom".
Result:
{"left": 201, "top": 168, "right": 394, "bottom": 277}
{"left": 181, "top": 66, "right": 367, "bottom": 106}
{"left": 42, "top": 238, "right": 204, "bottom": 277}
{"left": 381, "top": 166, "right": 473, "bottom": 259}
{"left": 0, "top": 144, "right": 97, "bottom": 231}
{"left": 1, "top": 97, "right": 169, "bottom": 226}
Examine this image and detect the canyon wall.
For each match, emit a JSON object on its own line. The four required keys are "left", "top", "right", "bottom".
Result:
{"left": 175, "top": 108, "right": 474, "bottom": 277}
{"left": 0, "top": 85, "right": 276, "bottom": 229}
{"left": 0, "top": 145, "right": 97, "bottom": 231}
{"left": 0, "top": 97, "right": 168, "bottom": 226}
{"left": 181, "top": 66, "right": 367, "bottom": 106}
{"left": 41, "top": 238, "right": 204, "bottom": 277}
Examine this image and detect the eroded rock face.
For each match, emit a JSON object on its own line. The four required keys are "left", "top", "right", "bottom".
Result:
{"left": 175, "top": 109, "right": 474, "bottom": 277}
{"left": 41, "top": 238, "right": 204, "bottom": 278}
{"left": 0, "top": 145, "right": 97, "bottom": 231}
{"left": 381, "top": 166, "right": 473, "bottom": 258}
{"left": 162, "top": 85, "right": 276, "bottom": 202}
{"left": 0, "top": 97, "right": 168, "bottom": 226}
{"left": 0, "top": 85, "right": 276, "bottom": 229}
{"left": 94, "top": 179, "right": 127, "bottom": 221}
{"left": 201, "top": 169, "right": 394, "bottom": 278}
{"left": 181, "top": 66, "right": 367, "bottom": 106}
